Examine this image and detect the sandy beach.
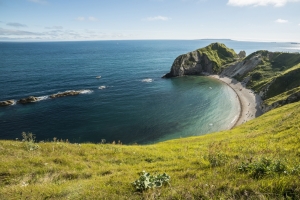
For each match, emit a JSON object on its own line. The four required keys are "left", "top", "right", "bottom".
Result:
{"left": 210, "top": 75, "right": 263, "bottom": 129}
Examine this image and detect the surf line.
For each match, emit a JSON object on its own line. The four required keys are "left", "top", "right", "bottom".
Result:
{"left": 209, "top": 75, "right": 243, "bottom": 130}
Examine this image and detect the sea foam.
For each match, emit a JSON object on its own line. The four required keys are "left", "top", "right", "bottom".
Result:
{"left": 36, "top": 96, "right": 49, "bottom": 101}
{"left": 98, "top": 86, "right": 106, "bottom": 90}
{"left": 142, "top": 78, "right": 153, "bottom": 83}
{"left": 79, "top": 90, "right": 93, "bottom": 94}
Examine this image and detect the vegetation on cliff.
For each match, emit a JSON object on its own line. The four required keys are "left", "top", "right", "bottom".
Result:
{"left": 197, "top": 42, "right": 238, "bottom": 73}
{"left": 1, "top": 101, "right": 300, "bottom": 199}
{"left": 164, "top": 42, "right": 238, "bottom": 77}
{"left": 236, "top": 51, "right": 300, "bottom": 110}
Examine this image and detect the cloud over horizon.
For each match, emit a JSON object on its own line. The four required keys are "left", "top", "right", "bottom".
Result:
{"left": 144, "top": 16, "right": 171, "bottom": 21}
{"left": 6, "top": 22, "right": 27, "bottom": 28}
{"left": 0, "top": 28, "right": 42, "bottom": 36}
{"left": 275, "top": 18, "right": 289, "bottom": 23}
{"left": 45, "top": 26, "right": 63, "bottom": 29}
{"left": 227, "top": 0, "right": 300, "bottom": 7}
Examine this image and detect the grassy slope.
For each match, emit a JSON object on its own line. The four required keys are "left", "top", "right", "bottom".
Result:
{"left": 243, "top": 53, "right": 300, "bottom": 99}
{"left": 198, "top": 43, "right": 238, "bottom": 73}
{"left": 1, "top": 101, "right": 300, "bottom": 199}
{"left": 265, "top": 86, "right": 300, "bottom": 106}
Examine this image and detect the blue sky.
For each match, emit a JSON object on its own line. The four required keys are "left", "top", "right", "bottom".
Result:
{"left": 0, "top": 0, "right": 299, "bottom": 42}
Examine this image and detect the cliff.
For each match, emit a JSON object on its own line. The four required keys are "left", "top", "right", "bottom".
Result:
{"left": 164, "top": 43, "right": 300, "bottom": 113}
{"left": 163, "top": 43, "right": 239, "bottom": 78}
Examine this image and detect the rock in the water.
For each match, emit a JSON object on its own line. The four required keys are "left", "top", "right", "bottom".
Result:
{"left": 0, "top": 100, "right": 15, "bottom": 106}
{"left": 50, "top": 90, "right": 81, "bottom": 98}
{"left": 238, "top": 51, "right": 246, "bottom": 58}
{"left": 17, "top": 96, "right": 38, "bottom": 104}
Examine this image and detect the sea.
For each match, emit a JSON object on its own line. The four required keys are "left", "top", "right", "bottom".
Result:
{"left": 1, "top": 40, "right": 300, "bottom": 144}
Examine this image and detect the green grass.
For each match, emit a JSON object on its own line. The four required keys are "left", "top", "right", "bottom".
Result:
{"left": 198, "top": 43, "right": 238, "bottom": 73}
{"left": 265, "top": 86, "right": 300, "bottom": 106}
{"left": 238, "top": 52, "right": 300, "bottom": 104}
{"left": 1, "top": 101, "right": 300, "bottom": 199}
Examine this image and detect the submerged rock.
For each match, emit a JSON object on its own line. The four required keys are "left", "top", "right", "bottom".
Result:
{"left": 17, "top": 96, "right": 38, "bottom": 104}
{"left": 0, "top": 100, "right": 15, "bottom": 106}
{"left": 50, "top": 90, "right": 81, "bottom": 98}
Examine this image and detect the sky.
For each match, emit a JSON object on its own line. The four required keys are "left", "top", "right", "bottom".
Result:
{"left": 0, "top": 0, "right": 300, "bottom": 42}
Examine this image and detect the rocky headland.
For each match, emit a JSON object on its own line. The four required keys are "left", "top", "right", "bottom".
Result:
{"left": 163, "top": 42, "right": 300, "bottom": 118}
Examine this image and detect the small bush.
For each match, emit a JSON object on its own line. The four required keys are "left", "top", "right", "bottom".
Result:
{"left": 238, "top": 158, "right": 288, "bottom": 179}
{"left": 22, "top": 132, "right": 39, "bottom": 151}
{"left": 132, "top": 171, "right": 170, "bottom": 192}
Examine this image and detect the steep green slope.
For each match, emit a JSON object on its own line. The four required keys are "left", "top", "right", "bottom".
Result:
{"left": 242, "top": 52, "right": 300, "bottom": 98}
{"left": 197, "top": 42, "right": 238, "bottom": 73}
{"left": 265, "top": 86, "right": 300, "bottom": 106}
{"left": 1, "top": 101, "right": 300, "bottom": 199}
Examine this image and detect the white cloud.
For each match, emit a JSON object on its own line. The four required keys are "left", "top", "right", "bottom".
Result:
{"left": 0, "top": 28, "right": 43, "bottom": 36}
{"left": 227, "top": 0, "right": 300, "bottom": 7}
{"left": 275, "top": 18, "right": 288, "bottom": 23}
{"left": 144, "top": 16, "right": 171, "bottom": 21}
{"left": 76, "top": 17, "right": 85, "bottom": 21}
{"left": 6, "top": 22, "right": 27, "bottom": 28}
{"left": 45, "top": 26, "right": 63, "bottom": 29}
{"left": 88, "top": 17, "right": 98, "bottom": 21}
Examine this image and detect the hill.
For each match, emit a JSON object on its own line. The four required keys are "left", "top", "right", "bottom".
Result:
{"left": 0, "top": 101, "right": 300, "bottom": 199}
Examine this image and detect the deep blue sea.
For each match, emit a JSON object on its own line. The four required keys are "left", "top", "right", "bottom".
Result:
{"left": 0, "top": 40, "right": 299, "bottom": 144}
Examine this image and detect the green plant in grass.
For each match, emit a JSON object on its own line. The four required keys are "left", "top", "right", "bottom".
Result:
{"left": 238, "top": 158, "right": 288, "bottom": 179}
{"left": 132, "top": 171, "right": 170, "bottom": 191}
{"left": 21, "top": 132, "right": 39, "bottom": 151}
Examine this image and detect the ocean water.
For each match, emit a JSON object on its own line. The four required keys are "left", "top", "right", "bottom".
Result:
{"left": 0, "top": 40, "right": 299, "bottom": 144}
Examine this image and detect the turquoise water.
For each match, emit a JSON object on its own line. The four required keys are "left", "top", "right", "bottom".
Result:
{"left": 0, "top": 40, "right": 299, "bottom": 144}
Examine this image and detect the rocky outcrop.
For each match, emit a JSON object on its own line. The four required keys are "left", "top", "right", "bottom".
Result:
{"left": 17, "top": 96, "right": 38, "bottom": 104}
{"left": 0, "top": 100, "right": 15, "bottom": 106}
{"left": 163, "top": 51, "right": 211, "bottom": 77}
{"left": 50, "top": 90, "right": 82, "bottom": 98}
{"left": 238, "top": 51, "right": 246, "bottom": 58}
{"left": 163, "top": 43, "right": 238, "bottom": 78}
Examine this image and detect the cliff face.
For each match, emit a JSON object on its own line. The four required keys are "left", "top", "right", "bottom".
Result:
{"left": 163, "top": 43, "right": 238, "bottom": 78}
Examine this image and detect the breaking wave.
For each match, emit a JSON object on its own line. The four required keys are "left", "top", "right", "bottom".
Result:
{"left": 142, "top": 78, "right": 153, "bottom": 83}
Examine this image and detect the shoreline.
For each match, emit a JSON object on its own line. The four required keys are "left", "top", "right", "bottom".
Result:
{"left": 209, "top": 75, "right": 263, "bottom": 129}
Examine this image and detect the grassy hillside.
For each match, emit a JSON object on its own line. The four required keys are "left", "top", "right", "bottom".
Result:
{"left": 1, "top": 101, "right": 300, "bottom": 199}
{"left": 242, "top": 52, "right": 300, "bottom": 99}
{"left": 265, "top": 86, "right": 300, "bottom": 106}
{"left": 198, "top": 43, "right": 238, "bottom": 73}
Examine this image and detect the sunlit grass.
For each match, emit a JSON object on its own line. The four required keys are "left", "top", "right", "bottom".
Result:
{"left": 1, "top": 101, "right": 300, "bottom": 199}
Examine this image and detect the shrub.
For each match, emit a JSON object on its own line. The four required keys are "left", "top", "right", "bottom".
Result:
{"left": 22, "top": 132, "right": 39, "bottom": 151}
{"left": 132, "top": 171, "right": 170, "bottom": 192}
{"left": 238, "top": 158, "right": 287, "bottom": 179}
